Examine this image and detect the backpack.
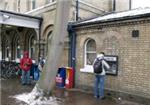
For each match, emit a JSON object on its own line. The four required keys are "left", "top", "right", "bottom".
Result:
{"left": 93, "top": 58, "right": 103, "bottom": 74}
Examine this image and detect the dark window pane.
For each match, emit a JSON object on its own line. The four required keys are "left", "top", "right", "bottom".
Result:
{"left": 87, "top": 40, "right": 96, "bottom": 51}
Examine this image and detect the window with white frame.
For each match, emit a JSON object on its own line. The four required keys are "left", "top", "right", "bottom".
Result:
{"left": 29, "top": 36, "right": 35, "bottom": 59}
{"left": 16, "top": 39, "right": 21, "bottom": 58}
{"left": 84, "top": 39, "right": 96, "bottom": 66}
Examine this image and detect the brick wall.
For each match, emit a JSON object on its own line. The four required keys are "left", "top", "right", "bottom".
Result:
{"left": 75, "top": 19, "right": 150, "bottom": 99}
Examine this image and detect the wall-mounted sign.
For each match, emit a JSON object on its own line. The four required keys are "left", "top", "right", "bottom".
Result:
{"left": 104, "top": 55, "right": 118, "bottom": 76}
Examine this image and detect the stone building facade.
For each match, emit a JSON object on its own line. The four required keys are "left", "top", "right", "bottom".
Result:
{"left": 2, "top": 0, "right": 149, "bottom": 104}
{"left": 70, "top": 8, "right": 150, "bottom": 104}
{"left": 0, "top": 0, "right": 131, "bottom": 62}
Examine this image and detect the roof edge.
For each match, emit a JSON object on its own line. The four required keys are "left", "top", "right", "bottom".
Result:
{"left": 0, "top": 10, "right": 43, "bottom": 20}
{"left": 71, "top": 10, "right": 150, "bottom": 28}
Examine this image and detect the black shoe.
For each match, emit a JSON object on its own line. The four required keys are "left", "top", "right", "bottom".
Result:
{"left": 22, "top": 83, "right": 26, "bottom": 85}
{"left": 94, "top": 95, "right": 99, "bottom": 99}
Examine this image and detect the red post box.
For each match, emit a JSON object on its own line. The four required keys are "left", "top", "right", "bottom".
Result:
{"left": 65, "top": 67, "right": 74, "bottom": 89}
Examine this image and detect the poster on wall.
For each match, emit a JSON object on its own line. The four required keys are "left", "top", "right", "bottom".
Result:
{"left": 104, "top": 55, "right": 118, "bottom": 76}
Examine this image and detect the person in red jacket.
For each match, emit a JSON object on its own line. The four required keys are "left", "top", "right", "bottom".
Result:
{"left": 20, "top": 51, "right": 32, "bottom": 85}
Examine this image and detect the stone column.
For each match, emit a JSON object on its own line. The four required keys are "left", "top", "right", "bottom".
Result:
{"left": 40, "top": 39, "right": 46, "bottom": 59}
{"left": 35, "top": 29, "right": 40, "bottom": 63}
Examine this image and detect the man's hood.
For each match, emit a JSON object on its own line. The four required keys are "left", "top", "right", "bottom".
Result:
{"left": 97, "top": 54, "right": 104, "bottom": 59}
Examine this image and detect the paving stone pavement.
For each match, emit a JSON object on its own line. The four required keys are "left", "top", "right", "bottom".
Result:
{"left": 0, "top": 78, "right": 144, "bottom": 105}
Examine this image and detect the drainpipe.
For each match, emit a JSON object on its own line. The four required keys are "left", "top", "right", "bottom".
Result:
{"left": 129, "top": 0, "right": 131, "bottom": 10}
{"left": 38, "top": 19, "right": 43, "bottom": 62}
{"left": 70, "top": 30, "right": 76, "bottom": 69}
{"left": 112, "top": 0, "right": 116, "bottom": 11}
{"left": 68, "top": 23, "right": 76, "bottom": 69}
{"left": 76, "top": 0, "right": 79, "bottom": 21}
{"left": 68, "top": 23, "right": 76, "bottom": 87}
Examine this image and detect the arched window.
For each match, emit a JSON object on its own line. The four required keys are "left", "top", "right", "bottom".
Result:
{"left": 2, "top": 38, "right": 9, "bottom": 60}
{"left": 84, "top": 39, "right": 96, "bottom": 66}
{"left": 16, "top": 39, "right": 21, "bottom": 59}
{"left": 6, "top": 46, "right": 9, "bottom": 59}
{"left": 29, "top": 36, "right": 36, "bottom": 59}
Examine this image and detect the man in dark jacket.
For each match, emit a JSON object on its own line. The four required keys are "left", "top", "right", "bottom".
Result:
{"left": 20, "top": 51, "right": 32, "bottom": 85}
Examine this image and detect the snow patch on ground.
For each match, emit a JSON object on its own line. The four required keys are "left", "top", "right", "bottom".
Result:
{"left": 0, "top": 78, "right": 6, "bottom": 80}
{"left": 12, "top": 86, "right": 61, "bottom": 105}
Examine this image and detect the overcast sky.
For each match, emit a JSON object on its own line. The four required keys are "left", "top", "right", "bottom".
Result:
{"left": 132, "top": 0, "right": 150, "bottom": 8}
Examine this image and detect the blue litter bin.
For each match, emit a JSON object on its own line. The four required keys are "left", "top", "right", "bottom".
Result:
{"left": 56, "top": 67, "right": 66, "bottom": 88}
